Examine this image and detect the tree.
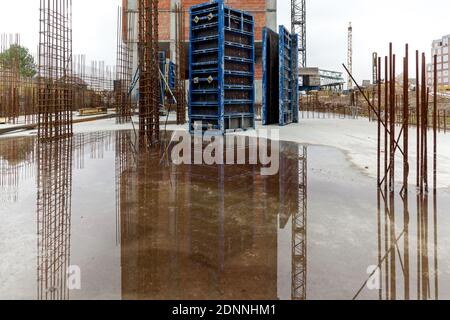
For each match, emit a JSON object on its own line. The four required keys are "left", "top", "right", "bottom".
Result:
{"left": 0, "top": 44, "right": 37, "bottom": 78}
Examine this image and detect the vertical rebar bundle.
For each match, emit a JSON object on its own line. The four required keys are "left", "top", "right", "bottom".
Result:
{"left": 0, "top": 34, "right": 21, "bottom": 124}
{"left": 116, "top": 6, "right": 136, "bottom": 123}
{"left": 38, "top": 0, "right": 74, "bottom": 140}
{"left": 175, "top": 3, "right": 186, "bottom": 125}
{"left": 343, "top": 42, "right": 439, "bottom": 195}
{"left": 138, "top": 0, "right": 160, "bottom": 146}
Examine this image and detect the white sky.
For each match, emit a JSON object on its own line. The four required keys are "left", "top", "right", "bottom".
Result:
{"left": 0, "top": 0, "right": 449, "bottom": 83}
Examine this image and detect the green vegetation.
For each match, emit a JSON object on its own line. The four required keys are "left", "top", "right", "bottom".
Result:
{"left": 0, "top": 44, "right": 37, "bottom": 78}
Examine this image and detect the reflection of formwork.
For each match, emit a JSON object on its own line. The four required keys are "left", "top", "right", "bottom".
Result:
{"left": 36, "top": 137, "right": 73, "bottom": 300}
{"left": 37, "top": 0, "right": 74, "bottom": 140}
{"left": 117, "top": 137, "right": 303, "bottom": 299}
{"left": 138, "top": 0, "right": 160, "bottom": 146}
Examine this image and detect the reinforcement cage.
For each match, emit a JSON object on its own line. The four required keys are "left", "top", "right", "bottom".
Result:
{"left": 189, "top": 0, "right": 255, "bottom": 133}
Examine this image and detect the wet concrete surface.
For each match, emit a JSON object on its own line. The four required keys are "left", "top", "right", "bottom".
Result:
{"left": 0, "top": 130, "right": 449, "bottom": 300}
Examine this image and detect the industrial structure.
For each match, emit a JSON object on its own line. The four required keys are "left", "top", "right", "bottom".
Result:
{"left": 291, "top": 0, "right": 306, "bottom": 69}
{"left": 299, "top": 67, "right": 344, "bottom": 92}
{"left": 347, "top": 22, "right": 353, "bottom": 90}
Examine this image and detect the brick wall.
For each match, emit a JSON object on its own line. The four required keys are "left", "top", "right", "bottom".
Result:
{"left": 159, "top": 0, "right": 171, "bottom": 41}
{"left": 158, "top": 0, "right": 267, "bottom": 41}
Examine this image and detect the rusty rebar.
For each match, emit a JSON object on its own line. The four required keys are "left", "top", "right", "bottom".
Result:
{"left": 38, "top": 0, "right": 74, "bottom": 141}
{"left": 138, "top": 0, "right": 160, "bottom": 147}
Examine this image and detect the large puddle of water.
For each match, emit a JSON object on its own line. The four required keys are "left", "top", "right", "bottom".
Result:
{"left": 0, "top": 130, "right": 449, "bottom": 300}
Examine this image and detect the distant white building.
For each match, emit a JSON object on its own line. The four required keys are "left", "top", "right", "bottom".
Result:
{"left": 427, "top": 34, "right": 450, "bottom": 90}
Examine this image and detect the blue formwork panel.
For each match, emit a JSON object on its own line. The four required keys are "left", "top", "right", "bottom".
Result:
{"left": 168, "top": 61, "right": 176, "bottom": 90}
{"left": 262, "top": 27, "right": 279, "bottom": 126}
{"left": 279, "top": 26, "right": 299, "bottom": 126}
{"left": 189, "top": 0, "right": 255, "bottom": 134}
{"left": 262, "top": 26, "right": 299, "bottom": 126}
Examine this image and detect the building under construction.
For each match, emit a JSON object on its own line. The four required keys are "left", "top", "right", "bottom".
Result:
{"left": 1, "top": 0, "right": 450, "bottom": 304}
{"left": 122, "top": 0, "right": 277, "bottom": 105}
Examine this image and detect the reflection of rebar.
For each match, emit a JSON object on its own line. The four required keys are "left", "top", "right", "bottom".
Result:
{"left": 292, "top": 146, "right": 307, "bottom": 300}
{"left": 0, "top": 137, "right": 35, "bottom": 203}
{"left": 115, "top": 131, "right": 136, "bottom": 245}
{"left": 38, "top": 0, "right": 73, "bottom": 141}
{"left": 37, "top": 137, "right": 73, "bottom": 300}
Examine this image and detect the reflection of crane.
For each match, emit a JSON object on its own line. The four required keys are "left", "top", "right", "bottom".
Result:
{"left": 291, "top": 0, "right": 306, "bottom": 68}
{"left": 347, "top": 22, "right": 353, "bottom": 90}
{"left": 292, "top": 146, "right": 307, "bottom": 300}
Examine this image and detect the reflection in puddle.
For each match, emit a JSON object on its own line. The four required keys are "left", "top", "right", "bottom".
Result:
{"left": 0, "top": 130, "right": 449, "bottom": 300}
{"left": 37, "top": 137, "right": 73, "bottom": 300}
{"left": 116, "top": 132, "right": 306, "bottom": 300}
{"left": 0, "top": 138, "right": 35, "bottom": 203}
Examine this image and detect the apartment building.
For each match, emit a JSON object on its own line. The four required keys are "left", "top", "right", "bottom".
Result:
{"left": 427, "top": 34, "right": 450, "bottom": 90}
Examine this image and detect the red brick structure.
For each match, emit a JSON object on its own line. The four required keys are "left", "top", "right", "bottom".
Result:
{"left": 158, "top": 0, "right": 274, "bottom": 81}
{"left": 126, "top": 0, "right": 276, "bottom": 102}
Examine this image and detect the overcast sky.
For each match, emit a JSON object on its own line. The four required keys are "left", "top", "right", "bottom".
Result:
{"left": 0, "top": 0, "right": 449, "bottom": 84}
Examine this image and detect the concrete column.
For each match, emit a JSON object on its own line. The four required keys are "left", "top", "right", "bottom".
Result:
{"left": 266, "top": 0, "right": 277, "bottom": 31}
{"left": 170, "top": 0, "right": 178, "bottom": 62}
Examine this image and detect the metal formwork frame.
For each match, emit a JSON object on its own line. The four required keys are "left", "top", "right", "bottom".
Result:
{"left": 188, "top": 0, "right": 255, "bottom": 134}
{"left": 275, "top": 26, "right": 299, "bottom": 126}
